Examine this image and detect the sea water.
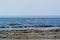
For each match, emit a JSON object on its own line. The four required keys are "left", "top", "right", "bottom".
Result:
{"left": 0, "top": 38, "right": 60, "bottom": 40}
{"left": 0, "top": 18, "right": 60, "bottom": 30}
{"left": 0, "top": 18, "right": 60, "bottom": 39}
{"left": 0, "top": 18, "right": 60, "bottom": 25}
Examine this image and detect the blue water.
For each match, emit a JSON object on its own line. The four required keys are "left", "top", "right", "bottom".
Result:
{"left": 0, "top": 18, "right": 60, "bottom": 25}
{"left": 0, "top": 18, "right": 60, "bottom": 30}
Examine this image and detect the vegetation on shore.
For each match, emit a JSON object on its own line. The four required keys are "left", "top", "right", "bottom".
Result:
{"left": 0, "top": 24, "right": 60, "bottom": 39}
{"left": 0, "top": 28, "right": 60, "bottom": 39}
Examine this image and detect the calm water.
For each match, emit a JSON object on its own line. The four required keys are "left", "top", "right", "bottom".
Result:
{"left": 0, "top": 38, "right": 60, "bottom": 40}
{"left": 0, "top": 18, "right": 60, "bottom": 25}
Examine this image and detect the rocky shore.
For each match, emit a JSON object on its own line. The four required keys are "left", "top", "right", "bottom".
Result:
{"left": 0, "top": 24, "right": 60, "bottom": 39}
{"left": 0, "top": 27, "right": 60, "bottom": 39}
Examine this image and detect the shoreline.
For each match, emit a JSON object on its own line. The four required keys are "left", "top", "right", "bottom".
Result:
{"left": 0, "top": 27, "right": 60, "bottom": 39}
{"left": 0, "top": 24, "right": 60, "bottom": 30}
{"left": 0, "top": 24, "right": 60, "bottom": 39}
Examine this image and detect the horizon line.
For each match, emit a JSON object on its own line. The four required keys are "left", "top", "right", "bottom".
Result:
{"left": 0, "top": 16, "right": 60, "bottom": 18}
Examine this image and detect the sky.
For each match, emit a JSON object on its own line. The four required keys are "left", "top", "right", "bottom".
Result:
{"left": 0, "top": 0, "right": 60, "bottom": 18}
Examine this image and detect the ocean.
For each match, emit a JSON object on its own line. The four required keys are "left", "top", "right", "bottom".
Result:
{"left": 0, "top": 18, "right": 60, "bottom": 39}
{"left": 0, "top": 39, "right": 60, "bottom": 40}
{"left": 0, "top": 38, "right": 60, "bottom": 40}
{"left": 0, "top": 18, "right": 60, "bottom": 25}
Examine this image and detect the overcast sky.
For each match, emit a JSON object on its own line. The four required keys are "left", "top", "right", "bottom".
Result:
{"left": 0, "top": 0, "right": 60, "bottom": 18}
